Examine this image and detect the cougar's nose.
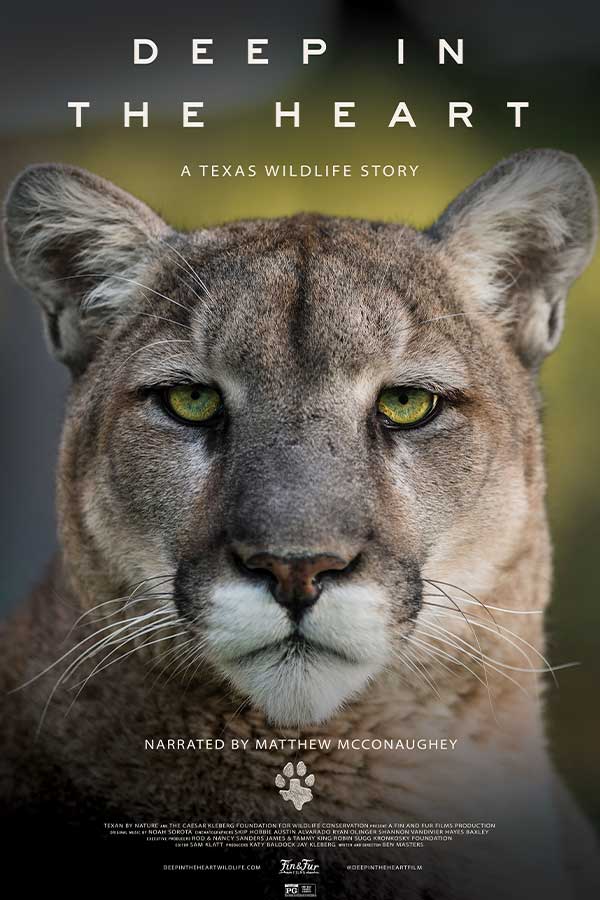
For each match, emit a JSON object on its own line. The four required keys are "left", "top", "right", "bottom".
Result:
{"left": 236, "top": 550, "right": 356, "bottom": 619}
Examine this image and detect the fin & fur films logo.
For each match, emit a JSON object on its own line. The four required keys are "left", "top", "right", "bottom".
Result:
{"left": 279, "top": 859, "right": 319, "bottom": 875}
{"left": 280, "top": 859, "right": 319, "bottom": 896}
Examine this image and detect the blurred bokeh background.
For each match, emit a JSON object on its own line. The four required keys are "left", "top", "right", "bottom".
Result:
{"left": 1, "top": 0, "right": 599, "bottom": 825}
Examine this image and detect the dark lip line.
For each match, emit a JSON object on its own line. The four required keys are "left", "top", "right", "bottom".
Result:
{"left": 232, "top": 635, "right": 357, "bottom": 665}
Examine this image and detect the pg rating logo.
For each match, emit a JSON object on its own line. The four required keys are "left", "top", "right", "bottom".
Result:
{"left": 284, "top": 885, "right": 317, "bottom": 897}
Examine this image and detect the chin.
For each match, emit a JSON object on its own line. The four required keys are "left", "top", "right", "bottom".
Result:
{"left": 221, "top": 645, "right": 381, "bottom": 727}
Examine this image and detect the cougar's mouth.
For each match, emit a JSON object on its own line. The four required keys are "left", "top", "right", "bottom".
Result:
{"left": 202, "top": 579, "right": 391, "bottom": 723}
{"left": 232, "top": 633, "right": 357, "bottom": 666}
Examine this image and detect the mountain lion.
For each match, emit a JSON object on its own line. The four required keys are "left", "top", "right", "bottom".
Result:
{"left": 1, "top": 150, "right": 598, "bottom": 897}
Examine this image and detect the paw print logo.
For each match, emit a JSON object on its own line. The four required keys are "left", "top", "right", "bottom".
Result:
{"left": 275, "top": 760, "right": 315, "bottom": 810}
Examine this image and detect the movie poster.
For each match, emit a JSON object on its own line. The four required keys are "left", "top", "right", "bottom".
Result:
{"left": 1, "top": 2, "right": 598, "bottom": 896}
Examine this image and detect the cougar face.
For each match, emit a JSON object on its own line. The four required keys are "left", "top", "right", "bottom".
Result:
{"left": 4, "top": 151, "right": 596, "bottom": 725}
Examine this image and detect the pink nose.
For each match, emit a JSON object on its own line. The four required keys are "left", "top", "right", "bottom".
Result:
{"left": 241, "top": 552, "right": 352, "bottom": 618}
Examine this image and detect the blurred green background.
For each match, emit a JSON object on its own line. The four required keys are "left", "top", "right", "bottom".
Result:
{"left": 1, "top": 0, "right": 598, "bottom": 827}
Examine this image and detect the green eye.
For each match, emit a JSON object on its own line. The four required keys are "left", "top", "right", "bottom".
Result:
{"left": 377, "top": 387, "right": 438, "bottom": 428}
{"left": 163, "top": 385, "right": 223, "bottom": 424}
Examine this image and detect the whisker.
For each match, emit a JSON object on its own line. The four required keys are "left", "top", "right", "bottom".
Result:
{"left": 423, "top": 609, "right": 537, "bottom": 681}
{"left": 49, "top": 273, "right": 194, "bottom": 315}
{"left": 163, "top": 259, "right": 210, "bottom": 306}
{"left": 406, "top": 635, "right": 492, "bottom": 691}
{"left": 150, "top": 632, "right": 211, "bottom": 690}
{"left": 145, "top": 636, "right": 195, "bottom": 681}
{"left": 52, "top": 610, "right": 174, "bottom": 688}
{"left": 64, "top": 622, "right": 183, "bottom": 713}
{"left": 179, "top": 646, "right": 211, "bottom": 690}
{"left": 421, "top": 607, "right": 573, "bottom": 685}
{"left": 408, "top": 634, "right": 531, "bottom": 700}
{"left": 158, "top": 641, "right": 204, "bottom": 688}
{"left": 65, "top": 575, "right": 173, "bottom": 636}
{"left": 74, "top": 594, "right": 172, "bottom": 629}
{"left": 218, "top": 696, "right": 253, "bottom": 738}
{"left": 425, "top": 578, "right": 500, "bottom": 631}
{"left": 157, "top": 238, "right": 217, "bottom": 304}
{"left": 34, "top": 610, "right": 176, "bottom": 735}
{"left": 66, "top": 616, "right": 180, "bottom": 690}
{"left": 419, "top": 622, "right": 534, "bottom": 675}
{"left": 396, "top": 646, "right": 441, "bottom": 698}
{"left": 13, "top": 604, "right": 170, "bottom": 693}
{"left": 114, "top": 339, "right": 192, "bottom": 375}
{"left": 424, "top": 592, "right": 542, "bottom": 616}
{"left": 137, "top": 307, "right": 194, "bottom": 332}
{"left": 118, "top": 572, "right": 176, "bottom": 594}
{"left": 422, "top": 580, "right": 496, "bottom": 719}
{"left": 182, "top": 643, "right": 212, "bottom": 693}
{"left": 405, "top": 639, "right": 455, "bottom": 678}
{"left": 413, "top": 630, "right": 535, "bottom": 699}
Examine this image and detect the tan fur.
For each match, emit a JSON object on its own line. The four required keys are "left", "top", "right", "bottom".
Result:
{"left": 1, "top": 151, "right": 598, "bottom": 897}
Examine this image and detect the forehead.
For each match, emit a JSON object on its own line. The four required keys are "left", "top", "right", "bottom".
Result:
{"left": 161, "top": 215, "right": 465, "bottom": 381}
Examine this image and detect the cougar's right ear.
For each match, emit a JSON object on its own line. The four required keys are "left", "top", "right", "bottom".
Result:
{"left": 3, "top": 164, "right": 170, "bottom": 373}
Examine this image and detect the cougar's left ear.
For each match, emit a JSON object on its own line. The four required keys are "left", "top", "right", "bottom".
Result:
{"left": 4, "top": 164, "right": 170, "bottom": 373}
{"left": 429, "top": 150, "right": 598, "bottom": 367}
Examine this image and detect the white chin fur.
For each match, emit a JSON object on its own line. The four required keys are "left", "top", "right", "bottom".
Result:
{"left": 205, "top": 580, "right": 389, "bottom": 725}
{"left": 224, "top": 649, "right": 378, "bottom": 726}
